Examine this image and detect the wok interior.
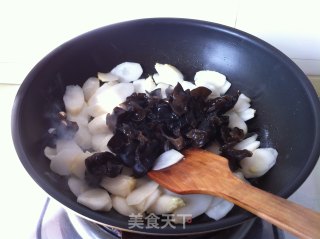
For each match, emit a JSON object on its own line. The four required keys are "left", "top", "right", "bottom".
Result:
{"left": 13, "top": 19, "right": 319, "bottom": 234}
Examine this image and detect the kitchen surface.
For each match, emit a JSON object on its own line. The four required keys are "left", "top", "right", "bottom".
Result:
{"left": 1, "top": 0, "right": 319, "bottom": 238}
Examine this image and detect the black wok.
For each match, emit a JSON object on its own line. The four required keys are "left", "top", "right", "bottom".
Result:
{"left": 11, "top": 18, "right": 320, "bottom": 235}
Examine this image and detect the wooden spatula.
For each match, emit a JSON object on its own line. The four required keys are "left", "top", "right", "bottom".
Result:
{"left": 148, "top": 148, "right": 320, "bottom": 239}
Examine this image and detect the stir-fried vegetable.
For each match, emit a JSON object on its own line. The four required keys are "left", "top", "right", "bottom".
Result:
{"left": 44, "top": 61, "right": 278, "bottom": 223}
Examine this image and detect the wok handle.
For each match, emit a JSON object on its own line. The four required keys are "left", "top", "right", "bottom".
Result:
{"left": 219, "top": 178, "right": 320, "bottom": 239}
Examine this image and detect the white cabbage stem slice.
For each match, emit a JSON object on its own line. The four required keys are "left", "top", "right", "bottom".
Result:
{"left": 44, "top": 146, "right": 57, "bottom": 160}
{"left": 67, "top": 103, "right": 90, "bottom": 127}
{"left": 97, "top": 72, "right": 119, "bottom": 82}
{"left": 50, "top": 149, "right": 80, "bottom": 176}
{"left": 234, "top": 134, "right": 260, "bottom": 151}
{"left": 132, "top": 79, "right": 147, "bottom": 93}
{"left": 219, "top": 81, "right": 231, "bottom": 94}
{"left": 238, "top": 108, "right": 256, "bottom": 121}
{"left": 148, "top": 194, "right": 185, "bottom": 215}
{"left": 194, "top": 78, "right": 216, "bottom": 92}
{"left": 240, "top": 148, "right": 278, "bottom": 178}
{"left": 238, "top": 93, "right": 251, "bottom": 102}
{"left": 155, "top": 83, "right": 172, "bottom": 98}
{"left": 70, "top": 151, "right": 92, "bottom": 179}
{"left": 88, "top": 114, "right": 111, "bottom": 135}
{"left": 233, "top": 93, "right": 251, "bottom": 113}
{"left": 205, "top": 199, "right": 234, "bottom": 220}
{"left": 152, "top": 73, "right": 160, "bottom": 84}
{"left": 74, "top": 125, "right": 92, "bottom": 150}
{"left": 55, "top": 139, "right": 82, "bottom": 154}
{"left": 77, "top": 188, "right": 112, "bottom": 211}
{"left": 100, "top": 175, "right": 136, "bottom": 198}
{"left": 233, "top": 100, "right": 250, "bottom": 113}
{"left": 135, "top": 189, "right": 161, "bottom": 213}
{"left": 82, "top": 77, "right": 100, "bottom": 102}
{"left": 152, "top": 149, "right": 184, "bottom": 170}
{"left": 173, "top": 194, "right": 213, "bottom": 224}
{"left": 50, "top": 143, "right": 83, "bottom": 176}
{"left": 244, "top": 141, "right": 260, "bottom": 152}
{"left": 194, "top": 70, "right": 226, "bottom": 89}
{"left": 225, "top": 111, "right": 248, "bottom": 134}
{"left": 126, "top": 181, "right": 159, "bottom": 206}
{"left": 180, "top": 80, "right": 197, "bottom": 91}
{"left": 68, "top": 176, "right": 89, "bottom": 197}
{"left": 105, "top": 80, "right": 120, "bottom": 88}
{"left": 101, "top": 82, "right": 135, "bottom": 113}
{"left": 110, "top": 62, "right": 143, "bottom": 82}
{"left": 88, "top": 82, "right": 111, "bottom": 105}
{"left": 207, "top": 90, "right": 220, "bottom": 99}
{"left": 91, "top": 133, "right": 113, "bottom": 152}
{"left": 206, "top": 196, "right": 224, "bottom": 210}
{"left": 133, "top": 76, "right": 156, "bottom": 93}
{"left": 154, "top": 63, "right": 184, "bottom": 86}
{"left": 63, "top": 85, "right": 85, "bottom": 115}
{"left": 87, "top": 104, "right": 109, "bottom": 118}
{"left": 112, "top": 196, "right": 139, "bottom": 216}
{"left": 87, "top": 82, "right": 134, "bottom": 116}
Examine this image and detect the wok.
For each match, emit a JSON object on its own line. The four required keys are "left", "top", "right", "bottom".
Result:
{"left": 11, "top": 18, "right": 320, "bottom": 235}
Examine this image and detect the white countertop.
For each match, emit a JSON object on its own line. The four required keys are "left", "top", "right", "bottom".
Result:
{"left": 1, "top": 83, "right": 319, "bottom": 239}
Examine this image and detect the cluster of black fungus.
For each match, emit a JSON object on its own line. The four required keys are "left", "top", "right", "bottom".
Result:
{"left": 85, "top": 152, "right": 123, "bottom": 186}
{"left": 102, "top": 83, "right": 252, "bottom": 177}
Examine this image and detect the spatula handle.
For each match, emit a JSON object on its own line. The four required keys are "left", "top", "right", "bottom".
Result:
{"left": 218, "top": 178, "right": 320, "bottom": 239}
{"left": 148, "top": 149, "right": 320, "bottom": 238}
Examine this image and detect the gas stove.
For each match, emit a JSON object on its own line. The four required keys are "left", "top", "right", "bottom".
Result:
{"left": 37, "top": 198, "right": 283, "bottom": 239}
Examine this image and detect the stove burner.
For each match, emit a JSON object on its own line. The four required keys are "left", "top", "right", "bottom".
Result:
{"left": 37, "top": 198, "right": 283, "bottom": 239}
